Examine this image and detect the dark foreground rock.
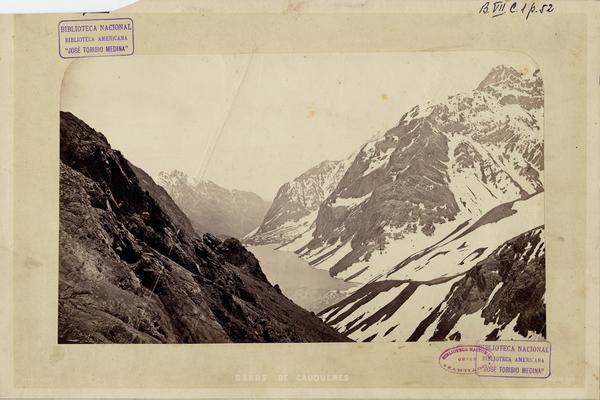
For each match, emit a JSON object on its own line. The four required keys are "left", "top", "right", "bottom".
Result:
{"left": 58, "top": 111, "right": 350, "bottom": 343}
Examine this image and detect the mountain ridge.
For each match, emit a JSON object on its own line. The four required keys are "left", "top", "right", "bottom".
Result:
{"left": 286, "top": 64, "right": 543, "bottom": 284}
{"left": 58, "top": 110, "right": 350, "bottom": 343}
{"left": 158, "top": 169, "right": 270, "bottom": 239}
{"left": 244, "top": 64, "right": 546, "bottom": 342}
{"left": 245, "top": 155, "right": 354, "bottom": 246}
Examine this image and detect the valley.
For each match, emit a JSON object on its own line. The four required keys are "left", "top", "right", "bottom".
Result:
{"left": 58, "top": 63, "right": 546, "bottom": 344}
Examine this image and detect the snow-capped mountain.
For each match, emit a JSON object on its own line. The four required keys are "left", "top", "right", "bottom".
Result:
{"left": 292, "top": 65, "right": 543, "bottom": 284}
{"left": 248, "top": 65, "right": 545, "bottom": 341}
{"left": 245, "top": 157, "right": 353, "bottom": 245}
{"left": 312, "top": 65, "right": 546, "bottom": 342}
{"left": 158, "top": 170, "right": 270, "bottom": 239}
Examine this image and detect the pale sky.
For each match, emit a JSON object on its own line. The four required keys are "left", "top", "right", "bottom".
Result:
{"left": 60, "top": 52, "right": 537, "bottom": 200}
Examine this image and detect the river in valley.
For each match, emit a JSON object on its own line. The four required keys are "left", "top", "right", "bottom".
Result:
{"left": 247, "top": 244, "right": 357, "bottom": 313}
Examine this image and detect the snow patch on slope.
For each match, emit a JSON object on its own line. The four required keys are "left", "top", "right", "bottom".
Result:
{"left": 331, "top": 192, "right": 372, "bottom": 208}
{"left": 358, "top": 277, "right": 462, "bottom": 342}
{"left": 384, "top": 192, "right": 543, "bottom": 281}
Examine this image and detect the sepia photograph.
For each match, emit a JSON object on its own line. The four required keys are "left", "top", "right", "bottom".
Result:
{"left": 58, "top": 52, "right": 545, "bottom": 344}
{"left": 4, "top": 2, "right": 600, "bottom": 397}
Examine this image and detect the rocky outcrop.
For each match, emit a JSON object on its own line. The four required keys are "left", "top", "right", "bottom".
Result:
{"left": 157, "top": 170, "right": 270, "bottom": 239}
{"left": 58, "top": 111, "right": 350, "bottom": 343}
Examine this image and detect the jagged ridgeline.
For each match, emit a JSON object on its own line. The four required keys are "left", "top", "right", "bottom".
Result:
{"left": 249, "top": 65, "right": 546, "bottom": 342}
{"left": 58, "top": 111, "right": 350, "bottom": 343}
{"left": 157, "top": 170, "right": 270, "bottom": 240}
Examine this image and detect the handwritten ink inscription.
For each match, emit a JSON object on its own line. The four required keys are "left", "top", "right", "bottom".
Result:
{"left": 479, "top": 1, "right": 555, "bottom": 19}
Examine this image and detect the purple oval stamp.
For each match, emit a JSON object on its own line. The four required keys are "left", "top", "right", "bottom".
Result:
{"left": 439, "top": 344, "right": 495, "bottom": 374}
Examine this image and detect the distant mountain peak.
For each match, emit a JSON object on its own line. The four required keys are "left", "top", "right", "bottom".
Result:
{"left": 157, "top": 169, "right": 197, "bottom": 188}
{"left": 157, "top": 169, "right": 270, "bottom": 239}
{"left": 477, "top": 64, "right": 522, "bottom": 89}
{"left": 477, "top": 64, "right": 542, "bottom": 93}
{"left": 246, "top": 154, "right": 354, "bottom": 246}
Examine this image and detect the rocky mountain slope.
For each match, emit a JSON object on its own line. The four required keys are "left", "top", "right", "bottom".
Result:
{"left": 157, "top": 170, "right": 270, "bottom": 239}
{"left": 58, "top": 111, "right": 350, "bottom": 343}
{"left": 289, "top": 65, "right": 543, "bottom": 284}
{"left": 315, "top": 65, "right": 546, "bottom": 341}
{"left": 244, "top": 65, "right": 545, "bottom": 342}
{"left": 246, "top": 157, "right": 352, "bottom": 245}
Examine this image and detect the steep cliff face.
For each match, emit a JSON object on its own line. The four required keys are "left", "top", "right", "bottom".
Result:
{"left": 157, "top": 170, "right": 270, "bottom": 239}
{"left": 294, "top": 65, "right": 543, "bottom": 284}
{"left": 58, "top": 111, "right": 349, "bottom": 343}
{"left": 246, "top": 157, "right": 352, "bottom": 246}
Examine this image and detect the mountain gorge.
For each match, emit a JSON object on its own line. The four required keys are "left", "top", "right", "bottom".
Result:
{"left": 158, "top": 170, "right": 270, "bottom": 239}
{"left": 248, "top": 65, "right": 546, "bottom": 341}
{"left": 58, "top": 111, "right": 349, "bottom": 343}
